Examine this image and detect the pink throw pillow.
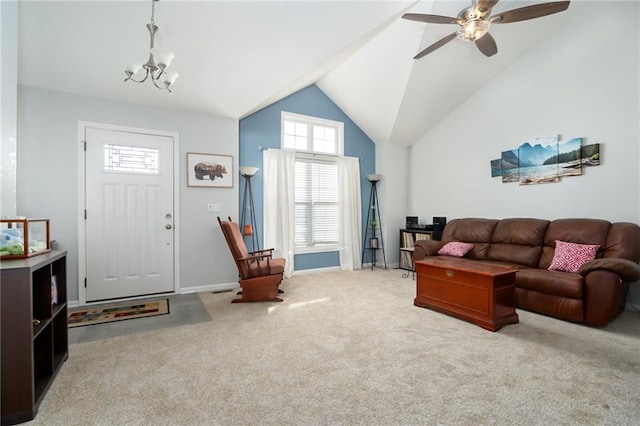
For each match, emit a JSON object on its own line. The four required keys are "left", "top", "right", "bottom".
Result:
{"left": 548, "top": 240, "right": 599, "bottom": 273}
{"left": 437, "top": 242, "right": 474, "bottom": 257}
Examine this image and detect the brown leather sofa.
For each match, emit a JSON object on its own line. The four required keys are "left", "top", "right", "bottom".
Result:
{"left": 413, "top": 218, "right": 640, "bottom": 327}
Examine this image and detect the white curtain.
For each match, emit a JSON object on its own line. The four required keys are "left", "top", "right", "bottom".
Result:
{"left": 338, "top": 156, "right": 362, "bottom": 270}
{"left": 263, "top": 149, "right": 296, "bottom": 278}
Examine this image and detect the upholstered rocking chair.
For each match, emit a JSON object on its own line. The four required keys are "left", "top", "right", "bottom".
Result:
{"left": 217, "top": 216, "right": 286, "bottom": 303}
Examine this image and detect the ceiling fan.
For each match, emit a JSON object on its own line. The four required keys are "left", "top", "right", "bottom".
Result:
{"left": 403, "top": 0, "right": 570, "bottom": 59}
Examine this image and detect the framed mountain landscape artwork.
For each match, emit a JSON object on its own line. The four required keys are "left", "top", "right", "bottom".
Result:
{"left": 556, "top": 137, "right": 584, "bottom": 178}
{"left": 490, "top": 159, "right": 502, "bottom": 177}
{"left": 501, "top": 149, "right": 519, "bottom": 183}
{"left": 491, "top": 136, "right": 597, "bottom": 185}
{"left": 518, "top": 135, "right": 560, "bottom": 185}
{"left": 581, "top": 144, "right": 600, "bottom": 166}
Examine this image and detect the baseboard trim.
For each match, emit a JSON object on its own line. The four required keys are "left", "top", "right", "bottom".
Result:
{"left": 625, "top": 302, "right": 640, "bottom": 312}
{"left": 181, "top": 282, "right": 239, "bottom": 294}
{"left": 361, "top": 263, "right": 398, "bottom": 270}
{"left": 294, "top": 266, "right": 341, "bottom": 275}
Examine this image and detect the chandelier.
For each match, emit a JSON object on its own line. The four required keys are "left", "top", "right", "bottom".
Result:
{"left": 124, "top": 0, "right": 178, "bottom": 93}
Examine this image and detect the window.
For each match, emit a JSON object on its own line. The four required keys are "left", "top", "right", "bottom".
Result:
{"left": 282, "top": 112, "right": 344, "bottom": 252}
{"left": 295, "top": 157, "right": 339, "bottom": 249}
{"left": 104, "top": 144, "right": 159, "bottom": 174}
{"left": 282, "top": 112, "right": 343, "bottom": 155}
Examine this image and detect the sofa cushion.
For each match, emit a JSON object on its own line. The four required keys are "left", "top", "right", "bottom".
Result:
{"left": 437, "top": 242, "right": 474, "bottom": 257}
{"left": 539, "top": 219, "right": 610, "bottom": 269}
{"left": 440, "top": 218, "right": 498, "bottom": 260}
{"left": 601, "top": 222, "right": 640, "bottom": 263}
{"left": 516, "top": 268, "right": 584, "bottom": 299}
{"left": 487, "top": 218, "right": 549, "bottom": 267}
{"left": 548, "top": 240, "right": 599, "bottom": 273}
{"left": 516, "top": 288, "right": 583, "bottom": 323}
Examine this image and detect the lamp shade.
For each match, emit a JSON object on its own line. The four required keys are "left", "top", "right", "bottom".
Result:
{"left": 239, "top": 166, "right": 259, "bottom": 177}
{"left": 127, "top": 64, "right": 142, "bottom": 74}
{"left": 152, "top": 49, "right": 175, "bottom": 68}
{"left": 164, "top": 72, "right": 179, "bottom": 85}
{"left": 366, "top": 174, "right": 382, "bottom": 182}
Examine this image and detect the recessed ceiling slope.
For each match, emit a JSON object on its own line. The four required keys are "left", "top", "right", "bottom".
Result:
{"left": 390, "top": 0, "right": 572, "bottom": 145}
{"left": 18, "top": 1, "right": 415, "bottom": 119}
{"left": 18, "top": 1, "right": 579, "bottom": 147}
{"left": 317, "top": 0, "right": 574, "bottom": 146}
{"left": 317, "top": 1, "right": 425, "bottom": 144}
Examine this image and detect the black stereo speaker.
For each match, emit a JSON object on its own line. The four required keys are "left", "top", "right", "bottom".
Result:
{"left": 432, "top": 216, "right": 447, "bottom": 240}
{"left": 406, "top": 216, "right": 418, "bottom": 229}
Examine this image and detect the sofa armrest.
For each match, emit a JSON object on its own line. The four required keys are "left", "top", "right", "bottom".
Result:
{"left": 413, "top": 240, "right": 445, "bottom": 262}
{"left": 578, "top": 258, "right": 640, "bottom": 282}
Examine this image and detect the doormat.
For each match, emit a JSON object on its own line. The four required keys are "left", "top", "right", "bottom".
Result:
{"left": 68, "top": 299, "right": 169, "bottom": 328}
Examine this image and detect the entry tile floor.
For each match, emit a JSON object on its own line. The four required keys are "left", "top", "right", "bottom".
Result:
{"left": 68, "top": 292, "right": 212, "bottom": 344}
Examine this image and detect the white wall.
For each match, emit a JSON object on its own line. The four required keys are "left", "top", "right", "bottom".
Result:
{"left": 376, "top": 142, "right": 410, "bottom": 265}
{"left": 18, "top": 86, "right": 239, "bottom": 303}
{"left": 1, "top": 1, "right": 18, "bottom": 217}
{"left": 410, "top": 1, "right": 640, "bottom": 307}
{"left": 411, "top": 1, "right": 639, "bottom": 223}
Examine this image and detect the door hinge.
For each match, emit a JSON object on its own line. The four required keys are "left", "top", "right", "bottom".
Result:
{"left": 84, "top": 278, "right": 87, "bottom": 288}
{"left": 84, "top": 209, "right": 87, "bottom": 220}
{"left": 82, "top": 140, "right": 87, "bottom": 151}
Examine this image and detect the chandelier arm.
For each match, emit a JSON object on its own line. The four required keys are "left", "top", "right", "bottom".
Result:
{"left": 151, "top": 77, "right": 170, "bottom": 91}
{"left": 124, "top": 69, "right": 151, "bottom": 84}
{"left": 150, "top": 66, "right": 168, "bottom": 84}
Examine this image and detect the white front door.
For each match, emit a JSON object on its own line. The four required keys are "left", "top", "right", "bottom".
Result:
{"left": 84, "top": 127, "right": 175, "bottom": 302}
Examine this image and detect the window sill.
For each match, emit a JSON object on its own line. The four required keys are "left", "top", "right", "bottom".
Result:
{"left": 295, "top": 247, "right": 340, "bottom": 255}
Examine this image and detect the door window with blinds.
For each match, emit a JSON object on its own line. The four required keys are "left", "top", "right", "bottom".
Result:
{"left": 282, "top": 112, "right": 344, "bottom": 253}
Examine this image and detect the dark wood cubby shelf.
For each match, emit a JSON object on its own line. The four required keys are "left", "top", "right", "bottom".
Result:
{"left": 1, "top": 251, "right": 68, "bottom": 425}
{"left": 399, "top": 229, "right": 433, "bottom": 277}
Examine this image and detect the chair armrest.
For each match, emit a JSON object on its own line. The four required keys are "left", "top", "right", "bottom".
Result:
{"left": 413, "top": 240, "right": 445, "bottom": 261}
{"left": 249, "top": 248, "right": 274, "bottom": 257}
{"left": 578, "top": 258, "right": 640, "bottom": 282}
{"left": 238, "top": 253, "right": 272, "bottom": 262}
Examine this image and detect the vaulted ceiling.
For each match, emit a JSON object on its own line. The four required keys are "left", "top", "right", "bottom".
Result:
{"left": 18, "top": 1, "right": 578, "bottom": 146}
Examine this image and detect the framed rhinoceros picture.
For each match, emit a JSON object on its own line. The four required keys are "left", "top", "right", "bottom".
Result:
{"left": 187, "top": 153, "right": 233, "bottom": 188}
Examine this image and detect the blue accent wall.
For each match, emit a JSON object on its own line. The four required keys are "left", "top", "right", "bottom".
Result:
{"left": 239, "top": 84, "right": 375, "bottom": 271}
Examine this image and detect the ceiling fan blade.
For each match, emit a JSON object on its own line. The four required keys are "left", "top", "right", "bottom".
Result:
{"left": 490, "top": 1, "right": 570, "bottom": 24}
{"left": 414, "top": 32, "right": 458, "bottom": 59}
{"left": 402, "top": 13, "right": 459, "bottom": 25}
{"left": 474, "top": 1, "right": 500, "bottom": 16}
{"left": 475, "top": 33, "right": 498, "bottom": 57}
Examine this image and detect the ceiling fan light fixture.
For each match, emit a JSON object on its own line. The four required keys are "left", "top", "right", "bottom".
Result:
{"left": 457, "top": 19, "right": 490, "bottom": 41}
{"left": 403, "top": 1, "right": 570, "bottom": 59}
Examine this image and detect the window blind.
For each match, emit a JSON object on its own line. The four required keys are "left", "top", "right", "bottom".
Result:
{"left": 294, "top": 157, "right": 339, "bottom": 249}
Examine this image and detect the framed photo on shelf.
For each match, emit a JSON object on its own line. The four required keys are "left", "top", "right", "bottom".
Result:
{"left": 187, "top": 153, "right": 233, "bottom": 188}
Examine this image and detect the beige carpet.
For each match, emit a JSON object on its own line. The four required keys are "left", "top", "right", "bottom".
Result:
{"left": 31, "top": 269, "right": 640, "bottom": 425}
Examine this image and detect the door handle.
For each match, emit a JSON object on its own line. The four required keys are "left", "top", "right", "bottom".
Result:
{"left": 165, "top": 224, "right": 173, "bottom": 230}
